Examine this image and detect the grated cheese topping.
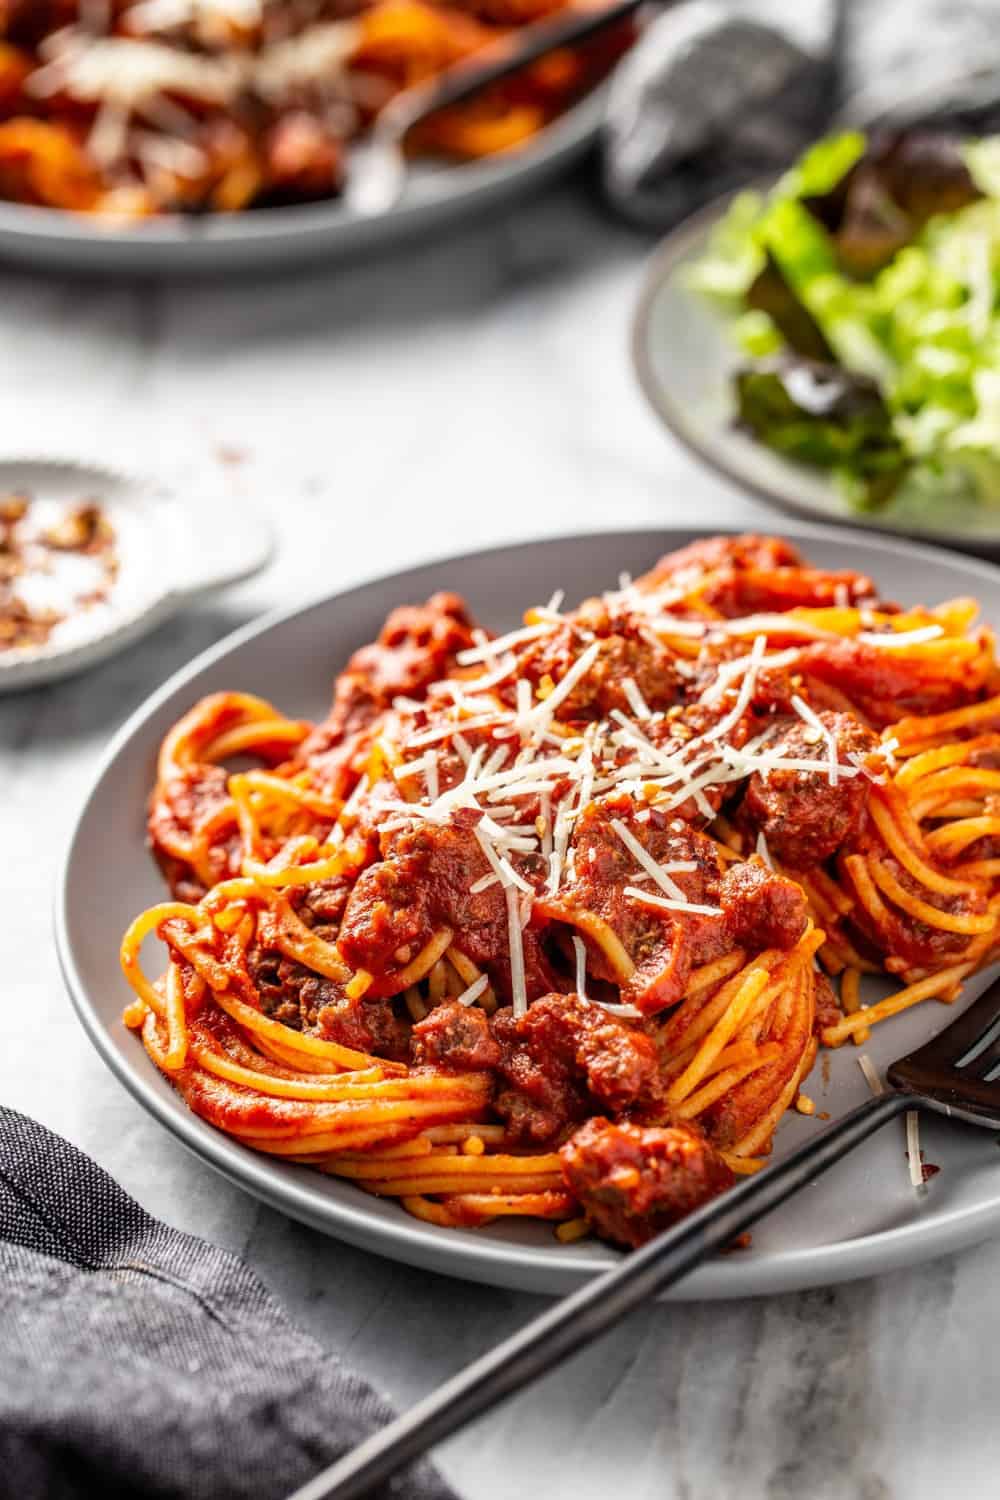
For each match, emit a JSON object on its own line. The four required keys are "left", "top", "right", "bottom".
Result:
{"left": 572, "top": 935, "right": 588, "bottom": 1000}
{"left": 611, "top": 818, "right": 688, "bottom": 902}
{"left": 857, "top": 1053, "right": 883, "bottom": 1095}
{"left": 859, "top": 625, "right": 944, "bottom": 649}
{"left": 455, "top": 974, "right": 489, "bottom": 1008}
{"left": 365, "top": 571, "right": 949, "bottom": 1032}
{"left": 506, "top": 885, "right": 528, "bottom": 1017}
{"left": 621, "top": 676, "right": 651, "bottom": 721}
{"left": 790, "top": 693, "right": 840, "bottom": 787}
{"left": 624, "top": 885, "right": 723, "bottom": 918}
{"left": 906, "top": 1110, "right": 925, "bottom": 1189}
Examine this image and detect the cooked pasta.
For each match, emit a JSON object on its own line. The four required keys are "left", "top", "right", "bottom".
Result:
{"left": 120, "top": 536, "right": 1000, "bottom": 1247}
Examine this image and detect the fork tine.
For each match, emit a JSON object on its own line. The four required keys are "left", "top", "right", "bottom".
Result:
{"left": 959, "top": 1021, "right": 1000, "bottom": 1081}
{"left": 887, "top": 971, "right": 1000, "bottom": 1123}
{"left": 894, "top": 972, "right": 1000, "bottom": 1069}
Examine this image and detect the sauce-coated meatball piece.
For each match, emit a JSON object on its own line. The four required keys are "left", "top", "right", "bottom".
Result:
{"left": 560, "top": 1116, "right": 734, "bottom": 1248}
{"left": 741, "top": 711, "right": 877, "bottom": 868}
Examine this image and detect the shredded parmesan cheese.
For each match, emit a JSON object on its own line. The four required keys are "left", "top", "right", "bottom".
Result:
{"left": 906, "top": 1110, "right": 925, "bottom": 1189}
{"left": 791, "top": 693, "right": 839, "bottom": 787}
{"left": 859, "top": 625, "right": 944, "bottom": 648}
{"left": 704, "top": 635, "right": 767, "bottom": 745}
{"left": 456, "top": 622, "right": 553, "bottom": 666}
{"left": 621, "top": 676, "right": 651, "bottom": 721}
{"left": 572, "top": 935, "right": 588, "bottom": 1000}
{"left": 506, "top": 884, "right": 527, "bottom": 1017}
{"left": 611, "top": 818, "right": 688, "bottom": 901}
{"left": 624, "top": 885, "right": 723, "bottom": 917}
{"left": 520, "top": 641, "right": 600, "bottom": 736}
{"left": 592, "top": 1000, "right": 644, "bottom": 1019}
{"left": 455, "top": 974, "right": 489, "bottom": 1008}
{"left": 857, "top": 1053, "right": 883, "bottom": 1095}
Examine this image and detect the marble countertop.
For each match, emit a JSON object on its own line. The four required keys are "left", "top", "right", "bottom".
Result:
{"left": 2, "top": 174, "right": 996, "bottom": 1500}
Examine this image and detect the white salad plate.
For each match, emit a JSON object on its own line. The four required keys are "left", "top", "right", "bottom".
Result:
{"left": 57, "top": 522, "right": 1000, "bottom": 1296}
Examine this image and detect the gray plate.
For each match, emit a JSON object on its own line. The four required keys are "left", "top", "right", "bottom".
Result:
{"left": 631, "top": 189, "right": 1000, "bottom": 555}
{"left": 0, "top": 91, "right": 601, "bottom": 276}
{"left": 55, "top": 523, "right": 1000, "bottom": 1296}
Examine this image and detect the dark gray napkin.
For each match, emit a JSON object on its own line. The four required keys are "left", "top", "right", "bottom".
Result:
{"left": 603, "top": 0, "right": 1000, "bottom": 227}
{"left": 0, "top": 1107, "right": 457, "bottom": 1500}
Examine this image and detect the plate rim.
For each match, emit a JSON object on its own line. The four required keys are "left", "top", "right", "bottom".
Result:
{"left": 55, "top": 518, "right": 1000, "bottom": 1297}
{"left": 629, "top": 182, "right": 1000, "bottom": 555}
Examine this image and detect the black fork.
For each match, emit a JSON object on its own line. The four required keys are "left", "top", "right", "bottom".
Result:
{"left": 287, "top": 973, "right": 1000, "bottom": 1500}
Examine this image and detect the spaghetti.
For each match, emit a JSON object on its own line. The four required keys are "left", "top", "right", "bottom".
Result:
{"left": 0, "top": 0, "right": 630, "bottom": 218}
{"left": 120, "top": 536, "right": 1000, "bottom": 1248}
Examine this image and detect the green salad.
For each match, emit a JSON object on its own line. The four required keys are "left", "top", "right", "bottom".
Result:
{"left": 688, "top": 129, "right": 1000, "bottom": 511}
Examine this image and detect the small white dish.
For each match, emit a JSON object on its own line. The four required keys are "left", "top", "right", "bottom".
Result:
{"left": 0, "top": 458, "right": 273, "bottom": 693}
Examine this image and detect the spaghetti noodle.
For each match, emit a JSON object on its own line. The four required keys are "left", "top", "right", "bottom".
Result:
{"left": 120, "top": 536, "right": 1000, "bottom": 1248}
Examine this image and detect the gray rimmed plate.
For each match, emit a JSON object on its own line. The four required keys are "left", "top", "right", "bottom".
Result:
{"left": 56, "top": 523, "right": 1000, "bottom": 1296}
{"left": 631, "top": 190, "right": 1000, "bottom": 556}
{"left": 0, "top": 90, "right": 602, "bottom": 277}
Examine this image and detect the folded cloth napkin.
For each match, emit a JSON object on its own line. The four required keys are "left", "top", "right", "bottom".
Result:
{"left": 603, "top": 0, "right": 1000, "bottom": 227}
{"left": 0, "top": 1108, "right": 457, "bottom": 1500}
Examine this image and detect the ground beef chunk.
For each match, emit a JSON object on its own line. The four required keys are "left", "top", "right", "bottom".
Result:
{"left": 341, "top": 819, "right": 556, "bottom": 1002}
{"left": 643, "top": 536, "right": 878, "bottom": 619}
{"left": 539, "top": 799, "right": 731, "bottom": 1014}
{"left": 247, "top": 948, "right": 409, "bottom": 1059}
{"left": 316, "top": 992, "right": 409, "bottom": 1060}
{"left": 336, "top": 854, "right": 435, "bottom": 990}
{"left": 491, "top": 993, "right": 659, "bottom": 1147}
{"left": 560, "top": 1116, "right": 734, "bottom": 1248}
{"left": 720, "top": 860, "right": 807, "bottom": 950}
{"left": 286, "top": 878, "right": 354, "bottom": 942}
{"left": 410, "top": 1001, "right": 501, "bottom": 1070}
{"left": 301, "top": 592, "right": 478, "bottom": 764}
{"left": 740, "top": 711, "right": 878, "bottom": 867}
{"left": 513, "top": 614, "right": 680, "bottom": 722}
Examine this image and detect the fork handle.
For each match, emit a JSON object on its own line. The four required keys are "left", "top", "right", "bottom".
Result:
{"left": 287, "top": 1091, "right": 910, "bottom": 1500}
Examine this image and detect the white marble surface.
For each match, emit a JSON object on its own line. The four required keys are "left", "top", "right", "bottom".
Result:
{"left": 3, "top": 174, "right": 999, "bottom": 1500}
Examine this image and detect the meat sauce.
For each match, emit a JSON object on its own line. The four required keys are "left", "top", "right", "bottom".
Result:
{"left": 739, "top": 712, "right": 878, "bottom": 868}
{"left": 643, "top": 535, "right": 880, "bottom": 618}
{"left": 491, "top": 993, "right": 659, "bottom": 1146}
{"left": 143, "top": 536, "right": 998, "bottom": 1248}
{"left": 299, "top": 591, "right": 478, "bottom": 787}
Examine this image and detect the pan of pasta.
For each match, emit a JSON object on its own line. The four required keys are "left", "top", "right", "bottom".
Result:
{"left": 0, "top": 0, "right": 629, "bottom": 272}
{"left": 57, "top": 526, "right": 1000, "bottom": 1295}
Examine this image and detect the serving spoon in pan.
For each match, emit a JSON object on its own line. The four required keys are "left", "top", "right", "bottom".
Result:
{"left": 345, "top": 0, "right": 647, "bottom": 217}
{"left": 287, "top": 968, "right": 1000, "bottom": 1500}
